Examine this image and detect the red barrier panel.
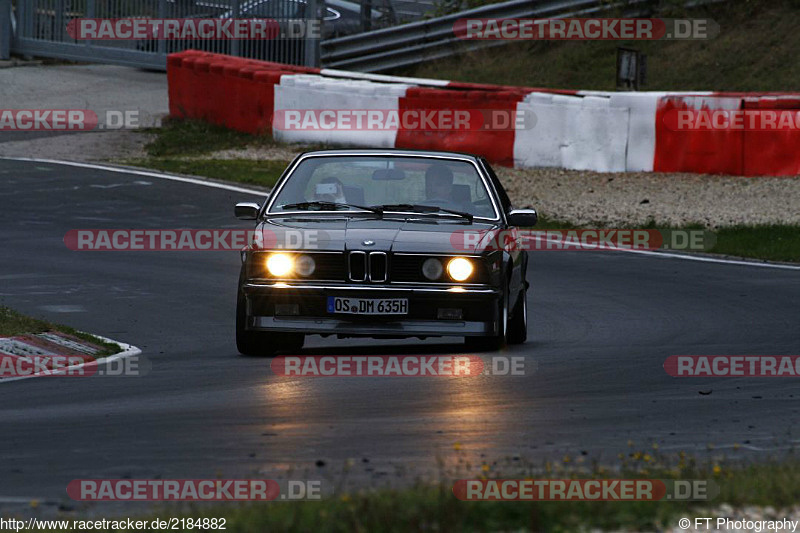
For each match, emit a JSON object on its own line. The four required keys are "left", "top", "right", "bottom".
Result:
{"left": 743, "top": 126, "right": 800, "bottom": 175}
{"left": 742, "top": 99, "right": 800, "bottom": 175}
{"left": 166, "top": 53, "right": 189, "bottom": 118}
{"left": 653, "top": 96, "right": 744, "bottom": 175}
{"left": 168, "top": 50, "right": 210, "bottom": 119}
{"left": 207, "top": 62, "right": 230, "bottom": 126}
{"left": 183, "top": 54, "right": 214, "bottom": 121}
{"left": 654, "top": 95, "right": 800, "bottom": 176}
{"left": 250, "top": 71, "right": 287, "bottom": 135}
{"left": 168, "top": 51, "right": 318, "bottom": 135}
{"left": 222, "top": 63, "right": 244, "bottom": 129}
{"left": 396, "top": 88, "right": 525, "bottom": 167}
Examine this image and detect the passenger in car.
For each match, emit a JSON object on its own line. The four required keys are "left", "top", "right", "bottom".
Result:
{"left": 314, "top": 177, "right": 348, "bottom": 203}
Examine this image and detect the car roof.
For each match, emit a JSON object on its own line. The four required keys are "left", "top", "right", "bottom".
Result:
{"left": 295, "top": 149, "right": 483, "bottom": 162}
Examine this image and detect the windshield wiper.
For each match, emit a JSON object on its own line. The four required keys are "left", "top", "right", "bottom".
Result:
{"left": 277, "top": 201, "right": 382, "bottom": 215}
{"left": 374, "top": 204, "right": 473, "bottom": 222}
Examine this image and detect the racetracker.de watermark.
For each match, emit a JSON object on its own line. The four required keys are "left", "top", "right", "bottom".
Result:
{"left": 64, "top": 229, "right": 716, "bottom": 252}
{"left": 450, "top": 229, "right": 716, "bottom": 252}
{"left": 663, "top": 109, "right": 800, "bottom": 131}
{"left": 271, "top": 355, "right": 533, "bottom": 377}
{"left": 0, "top": 354, "right": 148, "bottom": 378}
{"left": 453, "top": 479, "right": 717, "bottom": 501}
{"left": 66, "top": 18, "right": 322, "bottom": 40}
{"left": 273, "top": 109, "right": 536, "bottom": 132}
{"left": 64, "top": 229, "right": 328, "bottom": 251}
{"left": 665, "top": 356, "right": 800, "bottom": 377}
{"left": 0, "top": 109, "right": 142, "bottom": 131}
{"left": 67, "top": 479, "right": 323, "bottom": 501}
{"left": 453, "top": 18, "right": 718, "bottom": 40}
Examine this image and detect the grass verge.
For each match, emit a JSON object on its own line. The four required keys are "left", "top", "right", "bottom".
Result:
{"left": 709, "top": 224, "right": 800, "bottom": 263}
{"left": 120, "top": 158, "right": 289, "bottom": 189}
{"left": 140, "top": 119, "right": 279, "bottom": 158}
{"left": 56, "top": 456, "right": 800, "bottom": 532}
{"left": 0, "top": 306, "right": 119, "bottom": 356}
{"left": 536, "top": 216, "right": 800, "bottom": 263}
{"left": 122, "top": 119, "right": 294, "bottom": 188}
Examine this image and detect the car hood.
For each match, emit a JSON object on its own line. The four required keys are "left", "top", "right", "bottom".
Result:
{"left": 258, "top": 216, "right": 503, "bottom": 254}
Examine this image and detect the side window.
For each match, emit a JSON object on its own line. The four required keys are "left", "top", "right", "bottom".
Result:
{"left": 480, "top": 157, "right": 512, "bottom": 212}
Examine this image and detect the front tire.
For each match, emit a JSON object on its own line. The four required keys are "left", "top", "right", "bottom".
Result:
{"left": 506, "top": 284, "right": 528, "bottom": 345}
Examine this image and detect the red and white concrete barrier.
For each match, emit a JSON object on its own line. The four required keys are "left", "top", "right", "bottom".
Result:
{"left": 167, "top": 50, "right": 800, "bottom": 176}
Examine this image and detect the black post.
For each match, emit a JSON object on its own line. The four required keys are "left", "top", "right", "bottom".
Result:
{"left": 360, "top": 0, "right": 372, "bottom": 32}
{"left": 0, "top": 0, "right": 11, "bottom": 60}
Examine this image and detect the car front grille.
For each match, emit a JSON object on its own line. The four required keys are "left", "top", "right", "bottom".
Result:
{"left": 390, "top": 254, "right": 489, "bottom": 284}
{"left": 348, "top": 251, "right": 387, "bottom": 282}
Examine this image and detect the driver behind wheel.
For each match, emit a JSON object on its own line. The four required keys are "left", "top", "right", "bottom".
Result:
{"left": 425, "top": 164, "right": 454, "bottom": 203}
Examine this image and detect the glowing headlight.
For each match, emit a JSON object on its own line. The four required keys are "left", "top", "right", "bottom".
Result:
{"left": 266, "top": 253, "right": 293, "bottom": 277}
{"left": 446, "top": 257, "right": 474, "bottom": 282}
{"left": 421, "top": 258, "right": 444, "bottom": 280}
{"left": 295, "top": 254, "right": 316, "bottom": 277}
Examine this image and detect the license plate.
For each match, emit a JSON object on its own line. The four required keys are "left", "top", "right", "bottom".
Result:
{"left": 327, "top": 297, "right": 408, "bottom": 315}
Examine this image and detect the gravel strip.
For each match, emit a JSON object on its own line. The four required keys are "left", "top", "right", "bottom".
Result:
{"left": 0, "top": 131, "right": 154, "bottom": 161}
{"left": 206, "top": 145, "right": 304, "bottom": 161}
{"left": 497, "top": 167, "right": 800, "bottom": 228}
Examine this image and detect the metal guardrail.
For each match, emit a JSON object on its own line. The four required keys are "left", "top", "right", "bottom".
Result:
{"left": 321, "top": 0, "right": 657, "bottom": 72}
{"left": 9, "top": 0, "right": 320, "bottom": 70}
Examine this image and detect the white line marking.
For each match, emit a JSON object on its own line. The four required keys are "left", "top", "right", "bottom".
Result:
{"left": 2, "top": 156, "right": 798, "bottom": 271}
{"left": 0, "top": 157, "right": 268, "bottom": 196}
{"left": 526, "top": 234, "right": 800, "bottom": 271}
{"left": 34, "top": 332, "right": 100, "bottom": 355}
{"left": 0, "top": 496, "right": 52, "bottom": 504}
{"left": 0, "top": 334, "right": 142, "bottom": 384}
{"left": 613, "top": 247, "right": 800, "bottom": 271}
{"left": 0, "top": 339, "right": 58, "bottom": 357}
{"left": 39, "top": 304, "right": 86, "bottom": 313}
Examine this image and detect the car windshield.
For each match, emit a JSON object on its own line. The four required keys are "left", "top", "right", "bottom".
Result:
{"left": 269, "top": 156, "right": 498, "bottom": 219}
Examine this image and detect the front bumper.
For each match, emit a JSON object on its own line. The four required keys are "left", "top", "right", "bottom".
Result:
{"left": 242, "top": 282, "right": 502, "bottom": 337}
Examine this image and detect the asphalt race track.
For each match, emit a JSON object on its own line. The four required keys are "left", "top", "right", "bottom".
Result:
{"left": 1, "top": 158, "right": 799, "bottom": 508}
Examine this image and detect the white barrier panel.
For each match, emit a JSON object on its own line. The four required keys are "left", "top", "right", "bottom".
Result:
{"left": 319, "top": 68, "right": 450, "bottom": 87}
{"left": 606, "top": 92, "right": 664, "bottom": 172}
{"left": 514, "top": 93, "right": 628, "bottom": 172}
{"left": 563, "top": 98, "right": 629, "bottom": 172}
{"left": 665, "top": 95, "right": 742, "bottom": 110}
{"left": 601, "top": 91, "right": 717, "bottom": 172}
{"left": 513, "top": 93, "right": 567, "bottom": 169}
{"left": 273, "top": 75, "right": 413, "bottom": 147}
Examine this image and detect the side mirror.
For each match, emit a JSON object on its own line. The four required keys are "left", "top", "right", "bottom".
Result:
{"left": 507, "top": 208, "right": 537, "bottom": 227}
{"left": 235, "top": 202, "right": 261, "bottom": 220}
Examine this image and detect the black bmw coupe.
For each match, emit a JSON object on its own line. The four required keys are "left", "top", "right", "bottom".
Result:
{"left": 234, "top": 149, "right": 538, "bottom": 355}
